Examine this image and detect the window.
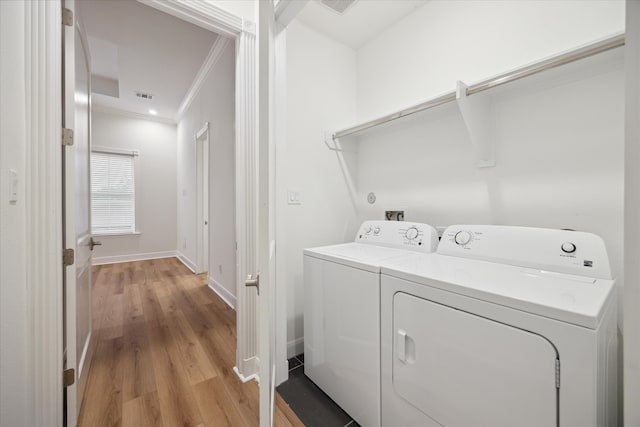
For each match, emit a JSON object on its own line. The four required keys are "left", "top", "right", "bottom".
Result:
{"left": 91, "top": 149, "right": 137, "bottom": 235}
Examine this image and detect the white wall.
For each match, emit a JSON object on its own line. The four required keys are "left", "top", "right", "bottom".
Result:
{"left": 353, "top": 1, "right": 625, "bottom": 303}
{"left": 91, "top": 111, "right": 178, "bottom": 263}
{"left": 624, "top": 1, "right": 640, "bottom": 425}
{"left": 282, "top": 0, "right": 626, "bottom": 362}
{"left": 279, "top": 21, "right": 358, "bottom": 357}
{"left": 357, "top": 0, "right": 625, "bottom": 121}
{"left": 177, "top": 40, "right": 237, "bottom": 306}
{"left": 0, "top": 1, "right": 29, "bottom": 425}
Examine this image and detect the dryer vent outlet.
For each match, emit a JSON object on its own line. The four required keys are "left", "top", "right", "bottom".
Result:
{"left": 385, "top": 211, "right": 405, "bottom": 221}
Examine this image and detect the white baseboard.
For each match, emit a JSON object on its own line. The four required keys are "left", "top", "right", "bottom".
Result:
{"left": 92, "top": 250, "right": 177, "bottom": 265}
{"left": 233, "top": 366, "right": 259, "bottom": 383}
{"left": 287, "top": 337, "right": 304, "bottom": 359}
{"left": 176, "top": 252, "right": 197, "bottom": 273}
{"left": 207, "top": 277, "right": 237, "bottom": 309}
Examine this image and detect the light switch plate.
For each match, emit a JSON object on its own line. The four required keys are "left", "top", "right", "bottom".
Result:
{"left": 9, "top": 169, "right": 18, "bottom": 204}
{"left": 287, "top": 189, "right": 301, "bottom": 205}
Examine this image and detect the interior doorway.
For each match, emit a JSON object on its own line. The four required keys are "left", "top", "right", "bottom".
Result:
{"left": 69, "top": 0, "right": 260, "bottom": 424}
{"left": 195, "top": 122, "right": 210, "bottom": 275}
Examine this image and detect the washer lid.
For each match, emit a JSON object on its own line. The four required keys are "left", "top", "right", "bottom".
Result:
{"left": 304, "top": 243, "right": 410, "bottom": 273}
{"left": 381, "top": 253, "right": 615, "bottom": 329}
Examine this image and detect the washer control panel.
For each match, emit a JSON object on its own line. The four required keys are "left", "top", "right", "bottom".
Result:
{"left": 439, "top": 225, "right": 611, "bottom": 279}
{"left": 356, "top": 220, "right": 439, "bottom": 253}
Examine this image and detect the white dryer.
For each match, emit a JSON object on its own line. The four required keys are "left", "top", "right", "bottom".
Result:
{"left": 304, "top": 220, "right": 439, "bottom": 427}
{"left": 380, "top": 225, "right": 617, "bottom": 427}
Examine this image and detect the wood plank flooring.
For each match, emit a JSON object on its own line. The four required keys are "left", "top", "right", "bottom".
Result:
{"left": 78, "top": 257, "right": 304, "bottom": 427}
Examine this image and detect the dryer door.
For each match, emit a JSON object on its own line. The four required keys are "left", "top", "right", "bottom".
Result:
{"left": 393, "top": 292, "right": 558, "bottom": 427}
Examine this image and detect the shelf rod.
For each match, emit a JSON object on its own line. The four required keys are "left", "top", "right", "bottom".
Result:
{"left": 467, "top": 33, "right": 625, "bottom": 95}
{"left": 332, "top": 33, "right": 625, "bottom": 141}
{"left": 333, "top": 91, "right": 456, "bottom": 140}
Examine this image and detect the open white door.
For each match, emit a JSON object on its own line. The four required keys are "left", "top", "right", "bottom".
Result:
{"left": 63, "top": 2, "right": 95, "bottom": 425}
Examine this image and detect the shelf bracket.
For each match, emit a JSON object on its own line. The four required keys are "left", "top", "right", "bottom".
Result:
{"left": 456, "top": 81, "right": 495, "bottom": 168}
{"left": 324, "top": 131, "right": 357, "bottom": 153}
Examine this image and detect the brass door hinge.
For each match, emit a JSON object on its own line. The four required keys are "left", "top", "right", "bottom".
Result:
{"left": 63, "top": 248, "right": 74, "bottom": 266}
{"left": 62, "top": 128, "right": 74, "bottom": 146}
{"left": 62, "top": 8, "right": 73, "bottom": 27}
{"left": 63, "top": 368, "right": 75, "bottom": 387}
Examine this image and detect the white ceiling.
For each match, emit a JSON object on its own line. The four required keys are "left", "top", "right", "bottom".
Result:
{"left": 296, "top": 0, "right": 429, "bottom": 50}
{"left": 78, "top": 0, "right": 218, "bottom": 122}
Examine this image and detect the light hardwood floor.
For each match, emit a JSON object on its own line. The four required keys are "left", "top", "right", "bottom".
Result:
{"left": 78, "top": 257, "right": 303, "bottom": 427}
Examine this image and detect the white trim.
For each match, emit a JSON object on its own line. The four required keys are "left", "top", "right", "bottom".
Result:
{"left": 207, "top": 277, "right": 237, "bottom": 309}
{"left": 176, "top": 37, "right": 230, "bottom": 121}
{"left": 176, "top": 252, "right": 198, "bottom": 273}
{"left": 92, "top": 146, "right": 139, "bottom": 156}
{"left": 235, "top": 24, "right": 259, "bottom": 381}
{"left": 92, "top": 103, "right": 177, "bottom": 125}
{"left": 195, "top": 121, "right": 210, "bottom": 140}
{"left": 274, "top": 0, "right": 309, "bottom": 29}
{"left": 233, "top": 366, "right": 259, "bottom": 383}
{"left": 24, "top": 1, "right": 64, "bottom": 425}
{"left": 92, "top": 251, "right": 178, "bottom": 265}
{"left": 274, "top": 24, "right": 289, "bottom": 388}
{"left": 139, "top": 0, "right": 246, "bottom": 38}
{"left": 195, "top": 123, "right": 210, "bottom": 274}
{"left": 287, "top": 337, "right": 304, "bottom": 359}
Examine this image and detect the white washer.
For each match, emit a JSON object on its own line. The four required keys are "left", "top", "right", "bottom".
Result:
{"left": 304, "top": 220, "right": 439, "bottom": 427}
{"left": 380, "top": 225, "right": 617, "bottom": 427}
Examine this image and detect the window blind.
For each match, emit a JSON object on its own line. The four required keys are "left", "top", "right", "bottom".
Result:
{"left": 91, "top": 151, "right": 136, "bottom": 234}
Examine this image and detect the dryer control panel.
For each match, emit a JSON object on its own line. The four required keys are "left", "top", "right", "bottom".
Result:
{"left": 439, "top": 225, "right": 612, "bottom": 279}
{"left": 356, "top": 220, "right": 439, "bottom": 253}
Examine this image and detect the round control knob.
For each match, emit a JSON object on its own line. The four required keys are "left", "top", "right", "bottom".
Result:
{"left": 373, "top": 226, "right": 381, "bottom": 235}
{"left": 405, "top": 227, "right": 419, "bottom": 240}
{"left": 561, "top": 242, "right": 576, "bottom": 254}
{"left": 364, "top": 226, "right": 372, "bottom": 234}
{"left": 454, "top": 231, "right": 472, "bottom": 246}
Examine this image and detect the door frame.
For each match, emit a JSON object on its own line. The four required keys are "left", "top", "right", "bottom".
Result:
{"left": 23, "top": 1, "right": 65, "bottom": 426}
{"left": 195, "top": 122, "right": 210, "bottom": 274}
{"left": 136, "top": 0, "right": 260, "bottom": 380}
{"left": 26, "top": 0, "right": 259, "bottom": 425}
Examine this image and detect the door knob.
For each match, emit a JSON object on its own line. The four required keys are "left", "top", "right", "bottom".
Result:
{"left": 89, "top": 237, "right": 102, "bottom": 250}
{"left": 245, "top": 274, "right": 259, "bottom": 295}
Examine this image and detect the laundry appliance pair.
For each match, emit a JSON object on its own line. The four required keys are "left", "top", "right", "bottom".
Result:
{"left": 303, "top": 220, "right": 617, "bottom": 427}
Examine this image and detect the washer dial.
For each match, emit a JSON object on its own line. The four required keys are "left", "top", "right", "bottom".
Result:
{"left": 454, "top": 231, "right": 472, "bottom": 246}
{"left": 405, "top": 227, "right": 419, "bottom": 240}
{"left": 561, "top": 242, "right": 576, "bottom": 254}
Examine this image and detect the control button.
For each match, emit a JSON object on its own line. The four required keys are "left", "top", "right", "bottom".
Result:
{"left": 373, "top": 226, "right": 381, "bottom": 235}
{"left": 454, "top": 231, "right": 472, "bottom": 246}
{"left": 364, "top": 226, "right": 372, "bottom": 234}
{"left": 561, "top": 242, "right": 576, "bottom": 254}
{"left": 405, "top": 227, "right": 419, "bottom": 240}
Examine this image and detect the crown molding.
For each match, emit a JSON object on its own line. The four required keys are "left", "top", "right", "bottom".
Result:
{"left": 138, "top": 0, "right": 246, "bottom": 38}
{"left": 175, "top": 36, "right": 230, "bottom": 122}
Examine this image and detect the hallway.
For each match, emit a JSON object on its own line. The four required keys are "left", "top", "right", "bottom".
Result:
{"left": 78, "top": 258, "right": 302, "bottom": 427}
